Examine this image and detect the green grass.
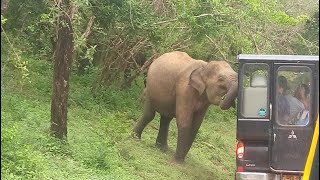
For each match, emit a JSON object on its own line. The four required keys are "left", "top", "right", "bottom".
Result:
{"left": 1, "top": 54, "right": 237, "bottom": 180}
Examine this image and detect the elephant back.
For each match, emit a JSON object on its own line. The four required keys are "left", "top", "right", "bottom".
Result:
{"left": 145, "top": 51, "right": 194, "bottom": 113}
{"left": 147, "top": 51, "right": 193, "bottom": 88}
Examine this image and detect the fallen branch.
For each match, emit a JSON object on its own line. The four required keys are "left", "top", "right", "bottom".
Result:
{"left": 195, "top": 141, "right": 215, "bottom": 149}
{"left": 202, "top": 141, "right": 215, "bottom": 148}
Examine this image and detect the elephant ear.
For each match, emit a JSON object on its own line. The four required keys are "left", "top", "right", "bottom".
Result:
{"left": 189, "top": 67, "right": 205, "bottom": 95}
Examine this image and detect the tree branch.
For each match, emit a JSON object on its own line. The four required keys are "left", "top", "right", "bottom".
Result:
{"left": 205, "top": 34, "right": 227, "bottom": 60}
{"left": 154, "top": 13, "right": 222, "bottom": 25}
{"left": 81, "top": 16, "right": 95, "bottom": 39}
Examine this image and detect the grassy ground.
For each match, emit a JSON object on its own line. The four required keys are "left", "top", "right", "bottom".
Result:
{"left": 1, "top": 54, "right": 237, "bottom": 180}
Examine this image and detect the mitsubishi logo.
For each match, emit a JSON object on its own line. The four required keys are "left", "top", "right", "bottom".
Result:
{"left": 288, "top": 130, "right": 297, "bottom": 139}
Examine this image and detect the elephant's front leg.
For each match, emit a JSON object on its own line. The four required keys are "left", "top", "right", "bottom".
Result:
{"left": 190, "top": 107, "right": 208, "bottom": 146}
{"left": 174, "top": 112, "right": 193, "bottom": 163}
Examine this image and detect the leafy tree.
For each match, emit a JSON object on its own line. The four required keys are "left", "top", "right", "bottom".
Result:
{"left": 2, "top": 0, "right": 318, "bottom": 90}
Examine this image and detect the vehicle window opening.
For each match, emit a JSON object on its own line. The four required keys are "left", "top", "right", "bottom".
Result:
{"left": 241, "top": 63, "right": 269, "bottom": 118}
{"left": 276, "top": 66, "right": 312, "bottom": 126}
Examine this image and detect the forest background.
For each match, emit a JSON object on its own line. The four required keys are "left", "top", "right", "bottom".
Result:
{"left": 1, "top": 0, "right": 319, "bottom": 179}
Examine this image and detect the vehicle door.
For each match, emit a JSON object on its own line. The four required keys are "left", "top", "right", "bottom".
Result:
{"left": 270, "top": 64, "right": 316, "bottom": 172}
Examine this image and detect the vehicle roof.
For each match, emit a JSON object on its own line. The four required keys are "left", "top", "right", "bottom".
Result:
{"left": 237, "top": 54, "right": 319, "bottom": 62}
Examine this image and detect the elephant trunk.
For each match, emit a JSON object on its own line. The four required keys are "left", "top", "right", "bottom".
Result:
{"left": 219, "top": 80, "right": 238, "bottom": 110}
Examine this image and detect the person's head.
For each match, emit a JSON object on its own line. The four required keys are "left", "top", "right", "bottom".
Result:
{"left": 301, "top": 84, "right": 310, "bottom": 97}
{"left": 277, "top": 76, "right": 288, "bottom": 94}
{"left": 294, "top": 83, "right": 310, "bottom": 100}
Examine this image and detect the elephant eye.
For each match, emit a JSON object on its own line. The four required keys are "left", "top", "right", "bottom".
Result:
{"left": 219, "top": 85, "right": 227, "bottom": 92}
{"left": 218, "top": 76, "right": 224, "bottom": 82}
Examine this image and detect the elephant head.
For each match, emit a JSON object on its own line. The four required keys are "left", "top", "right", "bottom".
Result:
{"left": 189, "top": 61, "right": 238, "bottom": 110}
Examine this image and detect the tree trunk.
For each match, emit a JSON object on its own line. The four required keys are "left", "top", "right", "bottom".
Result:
{"left": 1, "top": 0, "right": 9, "bottom": 32}
{"left": 1, "top": 0, "right": 9, "bottom": 15}
{"left": 50, "top": 0, "right": 74, "bottom": 139}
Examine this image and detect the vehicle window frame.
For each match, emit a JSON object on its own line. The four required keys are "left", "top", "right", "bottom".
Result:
{"left": 275, "top": 65, "right": 313, "bottom": 127}
{"left": 239, "top": 63, "right": 270, "bottom": 119}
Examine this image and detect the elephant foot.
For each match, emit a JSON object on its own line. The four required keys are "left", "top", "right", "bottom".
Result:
{"left": 173, "top": 154, "right": 185, "bottom": 164}
{"left": 156, "top": 142, "right": 168, "bottom": 152}
{"left": 131, "top": 131, "right": 141, "bottom": 140}
{"left": 170, "top": 156, "right": 185, "bottom": 165}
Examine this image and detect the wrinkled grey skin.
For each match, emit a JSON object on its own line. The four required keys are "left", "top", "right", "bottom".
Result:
{"left": 133, "top": 51, "right": 238, "bottom": 163}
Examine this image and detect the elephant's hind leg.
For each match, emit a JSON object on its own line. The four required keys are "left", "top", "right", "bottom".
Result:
{"left": 156, "top": 115, "right": 173, "bottom": 151}
{"left": 133, "top": 99, "right": 155, "bottom": 139}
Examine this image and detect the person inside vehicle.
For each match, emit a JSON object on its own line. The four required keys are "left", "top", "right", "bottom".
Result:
{"left": 277, "top": 76, "right": 305, "bottom": 125}
{"left": 294, "top": 83, "right": 310, "bottom": 125}
{"left": 294, "top": 83, "right": 310, "bottom": 110}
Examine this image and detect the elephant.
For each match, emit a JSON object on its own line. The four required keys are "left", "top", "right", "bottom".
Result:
{"left": 133, "top": 51, "right": 238, "bottom": 163}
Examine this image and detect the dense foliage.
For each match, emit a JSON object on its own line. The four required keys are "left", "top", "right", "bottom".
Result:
{"left": 2, "top": 0, "right": 318, "bottom": 88}
{"left": 1, "top": 0, "right": 318, "bottom": 179}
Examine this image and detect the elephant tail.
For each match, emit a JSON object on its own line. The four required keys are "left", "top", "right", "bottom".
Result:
{"left": 143, "top": 74, "right": 147, "bottom": 87}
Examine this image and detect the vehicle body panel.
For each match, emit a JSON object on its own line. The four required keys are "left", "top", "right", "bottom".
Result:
{"left": 235, "top": 54, "right": 319, "bottom": 180}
